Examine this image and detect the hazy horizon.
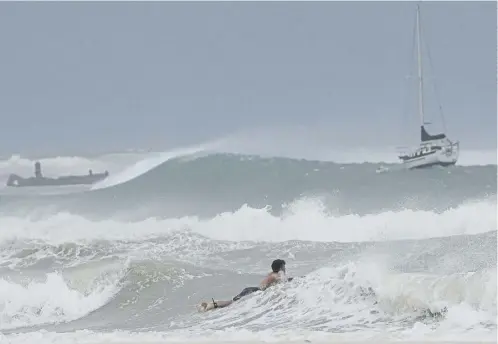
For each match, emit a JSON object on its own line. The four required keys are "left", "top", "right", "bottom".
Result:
{"left": 0, "top": 1, "right": 496, "bottom": 158}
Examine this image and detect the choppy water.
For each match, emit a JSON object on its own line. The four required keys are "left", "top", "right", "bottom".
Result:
{"left": 0, "top": 149, "right": 496, "bottom": 343}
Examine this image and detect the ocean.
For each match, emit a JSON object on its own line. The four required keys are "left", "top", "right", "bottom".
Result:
{"left": 0, "top": 148, "right": 496, "bottom": 343}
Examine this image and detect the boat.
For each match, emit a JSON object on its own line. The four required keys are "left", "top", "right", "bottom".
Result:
{"left": 6, "top": 161, "right": 109, "bottom": 187}
{"left": 397, "top": 4, "right": 459, "bottom": 169}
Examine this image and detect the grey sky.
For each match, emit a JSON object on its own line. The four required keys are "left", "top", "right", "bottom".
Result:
{"left": 0, "top": 1, "right": 495, "bottom": 157}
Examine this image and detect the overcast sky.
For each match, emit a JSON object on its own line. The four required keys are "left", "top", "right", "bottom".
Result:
{"left": 0, "top": 1, "right": 495, "bottom": 157}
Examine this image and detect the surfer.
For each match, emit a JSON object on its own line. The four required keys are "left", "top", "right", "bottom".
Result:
{"left": 198, "top": 259, "right": 293, "bottom": 312}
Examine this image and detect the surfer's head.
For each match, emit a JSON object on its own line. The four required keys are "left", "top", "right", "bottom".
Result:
{"left": 271, "top": 259, "right": 286, "bottom": 273}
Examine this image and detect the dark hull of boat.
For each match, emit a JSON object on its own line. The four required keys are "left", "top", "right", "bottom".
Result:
{"left": 6, "top": 173, "right": 108, "bottom": 187}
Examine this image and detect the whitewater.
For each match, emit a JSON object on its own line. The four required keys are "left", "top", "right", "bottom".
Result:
{"left": 0, "top": 148, "right": 496, "bottom": 344}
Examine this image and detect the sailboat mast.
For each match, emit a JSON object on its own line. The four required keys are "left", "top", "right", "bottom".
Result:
{"left": 416, "top": 4, "right": 425, "bottom": 127}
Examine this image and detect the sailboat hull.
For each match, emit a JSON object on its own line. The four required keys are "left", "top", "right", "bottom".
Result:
{"left": 399, "top": 142, "right": 459, "bottom": 169}
{"left": 406, "top": 157, "right": 457, "bottom": 169}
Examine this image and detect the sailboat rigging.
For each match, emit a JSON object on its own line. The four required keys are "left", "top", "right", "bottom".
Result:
{"left": 397, "top": 4, "right": 459, "bottom": 169}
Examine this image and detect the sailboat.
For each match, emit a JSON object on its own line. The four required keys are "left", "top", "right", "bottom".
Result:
{"left": 397, "top": 4, "right": 459, "bottom": 169}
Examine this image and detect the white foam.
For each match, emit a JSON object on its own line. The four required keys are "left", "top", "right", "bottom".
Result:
{"left": 0, "top": 198, "right": 494, "bottom": 246}
{"left": 0, "top": 264, "right": 125, "bottom": 330}
{"left": 351, "top": 261, "right": 497, "bottom": 316}
{"left": 194, "top": 198, "right": 497, "bottom": 242}
{"left": 3, "top": 331, "right": 496, "bottom": 344}
{"left": 169, "top": 262, "right": 493, "bottom": 341}
{"left": 0, "top": 261, "right": 495, "bottom": 342}
{"left": 194, "top": 259, "right": 494, "bottom": 329}
{"left": 90, "top": 145, "right": 210, "bottom": 190}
